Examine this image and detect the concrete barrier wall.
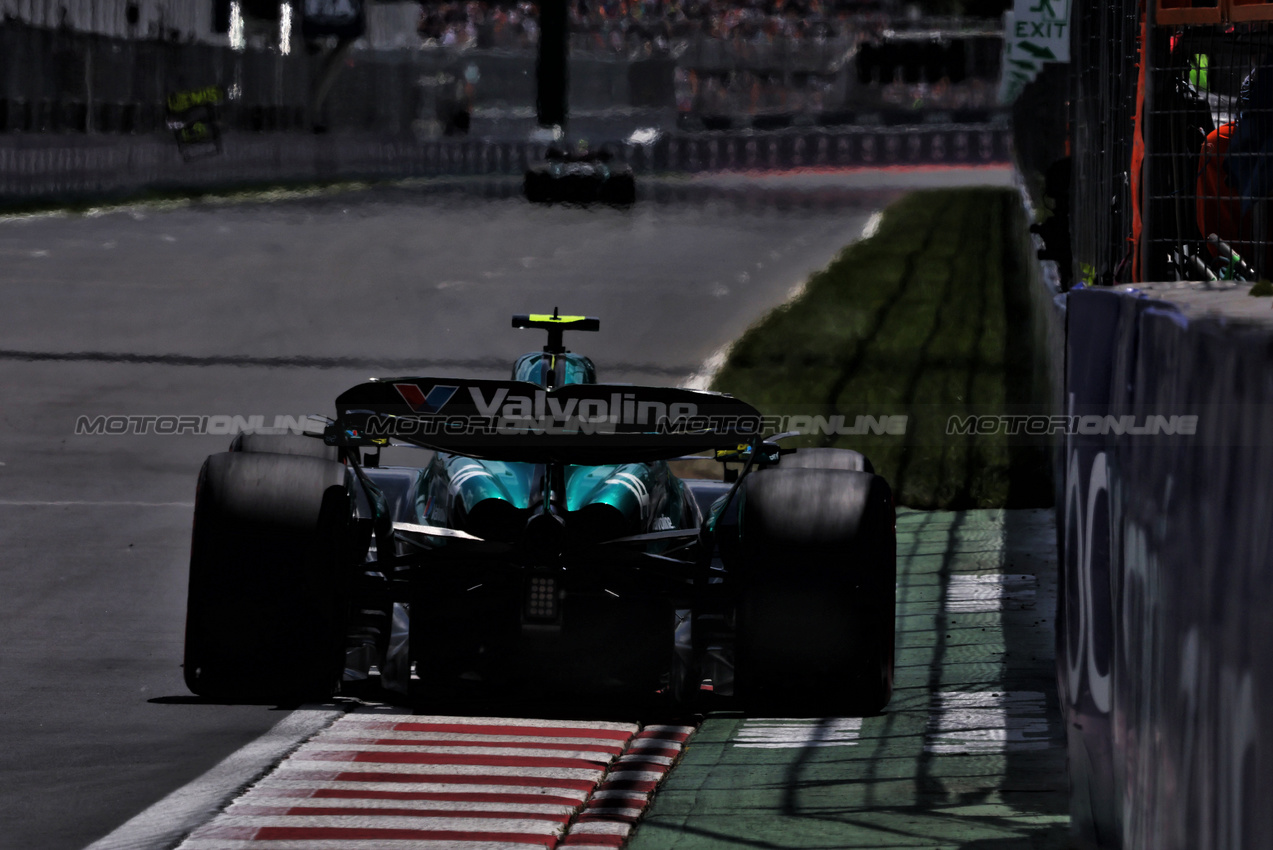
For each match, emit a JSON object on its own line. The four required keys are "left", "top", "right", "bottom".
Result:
{"left": 1057, "top": 282, "right": 1273, "bottom": 848}
{"left": 0, "top": 124, "right": 1012, "bottom": 205}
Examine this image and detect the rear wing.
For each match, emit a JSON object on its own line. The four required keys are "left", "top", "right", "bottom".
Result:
{"left": 332, "top": 378, "right": 763, "bottom": 465}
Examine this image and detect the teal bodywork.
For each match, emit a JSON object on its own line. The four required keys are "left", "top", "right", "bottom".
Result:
{"left": 546, "top": 161, "right": 612, "bottom": 180}
{"left": 415, "top": 349, "right": 697, "bottom": 545}
{"left": 511, "top": 351, "right": 598, "bottom": 387}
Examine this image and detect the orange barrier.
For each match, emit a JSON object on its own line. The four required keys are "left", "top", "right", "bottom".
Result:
{"left": 1155, "top": 0, "right": 1273, "bottom": 24}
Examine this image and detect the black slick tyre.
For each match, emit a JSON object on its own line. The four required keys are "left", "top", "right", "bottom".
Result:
{"left": 779, "top": 447, "right": 873, "bottom": 474}
{"left": 731, "top": 467, "right": 895, "bottom": 714}
{"left": 601, "top": 172, "right": 636, "bottom": 205}
{"left": 230, "top": 432, "right": 339, "bottom": 462}
{"left": 183, "top": 452, "right": 354, "bottom": 701}
{"left": 524, "top": 170, "right": 550, "bottom": 204}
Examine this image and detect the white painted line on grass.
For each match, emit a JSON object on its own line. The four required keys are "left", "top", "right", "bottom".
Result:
{"left": 945, "top": 574, "right": 1037, "bottom": 614}
{"left": 733, "top": 718, "right": 863, "bottom": 748}
{"left": 924, "top": 691, "right": 1051, "bottom": 754}
{"left": 84, "top": 708, "right": 343, "bottom": 850}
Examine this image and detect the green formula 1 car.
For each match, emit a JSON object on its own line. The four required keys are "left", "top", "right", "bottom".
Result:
{"left": 523, "top": 146, "right": 637, "bottom": 205}
{"left": 183, "top": 312, "right": 895, "bottom": 713}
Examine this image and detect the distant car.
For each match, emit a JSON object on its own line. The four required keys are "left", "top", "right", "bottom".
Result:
{"left": 524, "top": 146, "right": 636, "bottom": 205}
{"left": 183, "top": 312, "right": 895, "bottom": 713}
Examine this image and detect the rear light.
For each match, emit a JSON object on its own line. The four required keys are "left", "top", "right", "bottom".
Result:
{"left": 524, "top": 575, "right": 560, "bottom": 621}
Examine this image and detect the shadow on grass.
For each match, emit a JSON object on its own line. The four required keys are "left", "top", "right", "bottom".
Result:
{"left": 712, "top": 188, "right": 1053, "bottom": 510}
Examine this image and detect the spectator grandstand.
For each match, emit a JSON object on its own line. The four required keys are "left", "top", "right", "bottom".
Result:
{"left": 410, "top": 0, "right": 891, "bottom": 54}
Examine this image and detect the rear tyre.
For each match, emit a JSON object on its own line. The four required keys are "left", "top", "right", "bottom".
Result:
{"left": 230, "top": 432, "right": 338, "bottom": 462}
{"left": 731, "top": 467, "right": 895, "bottom": 714}
{"left": 779, "top": 447, "right": 873, "bottom": 474}
{"left": 183, "top": 452, "right": 355, "bottom": 701}
{"left": 524, "top": 170, "right": 551, "bottom": 204}
{"left": 601, "top": 172, "right": 636, "bottom": 205}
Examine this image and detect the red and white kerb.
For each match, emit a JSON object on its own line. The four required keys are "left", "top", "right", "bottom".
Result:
{"left": 558, "top": 724, "right": 693, "bottom": 848}
{"left": 177, "top": 713, "right": 692, "bottom": 850}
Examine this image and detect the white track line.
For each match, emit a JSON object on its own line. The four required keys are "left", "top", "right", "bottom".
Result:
{"left": 83, "top": 708, "right": 343, "bottom": 850}
{"left": 0, "top": 500, "right": 195, "bottom": 507}
{"left": 681, "top": 210, "right": 885, "bottom": 392}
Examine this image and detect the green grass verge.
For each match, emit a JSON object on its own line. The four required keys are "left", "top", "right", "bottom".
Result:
{"left": 711, "top": 187, "right": 1051, "bottom": 510}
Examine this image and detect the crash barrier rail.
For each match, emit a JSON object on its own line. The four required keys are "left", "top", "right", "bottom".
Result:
{"left": 0, "top": 124, "right": 1012, "bottom": 203}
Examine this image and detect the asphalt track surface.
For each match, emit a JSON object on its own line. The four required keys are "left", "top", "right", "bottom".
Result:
{"left": 0, "top": 166, "right": 1014, "bottom": 850}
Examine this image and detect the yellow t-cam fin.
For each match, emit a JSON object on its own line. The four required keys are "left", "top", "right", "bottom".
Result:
{"left": 513, "top": 313, "right": 600, "bottom": 331}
